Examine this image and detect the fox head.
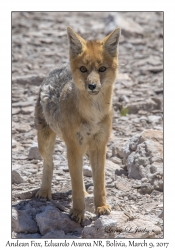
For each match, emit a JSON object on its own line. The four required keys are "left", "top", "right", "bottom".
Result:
{"left": 67, "top": 27, "right": 121, "bottom": 95}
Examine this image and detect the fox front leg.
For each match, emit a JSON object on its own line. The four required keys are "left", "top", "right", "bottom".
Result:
{"left": 89, "top": 142, "right": 111, "bottom": 215}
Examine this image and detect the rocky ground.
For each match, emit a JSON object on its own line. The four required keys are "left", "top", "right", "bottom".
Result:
{"left": 12, "top": 12, "right": 163, "bottom": 239}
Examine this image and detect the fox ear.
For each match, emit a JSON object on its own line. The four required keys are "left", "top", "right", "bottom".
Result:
{"left": 67, "top": 27, "right": 85, "bottom": 57}
{"left": 103, "top": 28, "right": 121, "bottom": 57}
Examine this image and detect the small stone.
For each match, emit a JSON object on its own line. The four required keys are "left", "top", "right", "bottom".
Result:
{"left": 12, "top": 165, "right": 27, "bottom": 184}
{"left": 21, "top": 106, "right": 34, "bottom": 114}
{"left": 118, "top": 95, "right": 129, "bottom": 103}
{"left": 148, "top": 115, "right": 162, "bottom": 124}
{"left": 140, "top": 183, "right": 153, "bottom": 195}
{"left": 128, "top": 194, "right": 137, "bottom": 201}
{"left": 87, "top": 186, "right": 94, "bottom": 194}
{"left": 25, "top": 164, "right": 38, "bottom": 170}
{"left": 12, "top": 107, "right": 21, "bottom": 115}
{"left": 139, "top": 116, "right": 148, "bottom": 122}
{"left": 28, "top": 143, "right": 41, "bottom": 160}
{"left": 112, "top": 138, "right": 128, "bottom": 159}
{"left": 12, "top": 139, "right": 17, "bottom": 148}
{"left": 153, "top": 179, "right": 163, "bottom": 191}
{"left": 111, "top": 156, "right": 122, "bottom": 164}
{"left": 105, "top": 159, "right": 121, "bottom": 177}
{"left": 148, "top": 66, "right": 163, "bottom": 73}
{"left": 154, "top": 88, "right": 163, "bottom": 94}
{"left": 115, "top": 179, "right": 132, "bottom": 192}
{"left": 141, "top": 177, "right": 148, "bottom": 183}
{"left": 28, "top": 179, "right": 35, "bottom": 184}
{"left": 16, "top": 123, "right": 31, "bottom": 133}
{"left": 32, "top": 159, "right": 40, "bottom": 164}
{"left": 83, "top": 165, "right": 92, "bottom": 177}
{"left": 138, "top": 110, "right": 148, "bottom": 115}
{"left": 158, "top": 211, "right": 163, "bottom": 218}
{"left": 15, "top": 188, "right": 39, "bottom": 199}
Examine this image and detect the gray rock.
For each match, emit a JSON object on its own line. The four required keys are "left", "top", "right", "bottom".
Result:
{"left": 15, "top": 188, "right": 39, "bottom": 199}
{"left": 82, "top": 211, "right": 128, "bottom": 238}
{"left": 118, "top": 95, "right": 129, "bottom": 103}
{"left": 158, "top": 211, "right": 163, "bottom": 218}
{"left": 139, "top": 116, "right": 148, "bottom": 122}
{"left": 12, "top": 208, "right": 38, "bottom": 233}
{"left": 12, "top": 108, "right": 21, "bottom": 115}
{"left": 112, "top": 138, "right": 128, "bottom": 159}
{"left": 21, "top": 106, "right": 34, "bottom": 114}
{"left": 105, "top": 159, "right": 121, "bottom": 177}
{"left": 83, "top": 165, "right": 92, "bottom": 177}
{"left": 121, "top": 130, "right": 163, "bottom": 191}
{"left": 12, "top": 139, "right": 17, "bottom": 148}
{"left": 28, "top": 143, "right": 41, "bottom": 160}
{"left": 140, "top": 183, "right": 154, "bottom": 194}
{"left": 126, "top": 99, "right": 161, "bottom": 114}
{"left": 148, "top": 66, "right": 163, "bottom": 73}
{"left": 115, "top": 177, "right": 132, "bottom": 192}
{"left": 140, "top": 129, "right": 163, "bottom": 145}
{"left": 12, "top": 165, "right": 27, "bottom": 184}
{"left": 148, "top": 115, "right": 162, "bottom": 124}
{"left": 42, "top": 230, "right": 65, "bottom": 239}
{"left": 16, "top": 123, "right": 31, "bottom": 133}
{"left": 87, "top": 186, "right": 94, "bottom": 194}
{"left": 153, "top": 178, "right": 163, "bottom": 191}
{"left": 111, "top": 156, "right": 122, "bottom": 165}
{"left": 36, "top": 206, "right": 82, "bottom": 235}
{"left": 24, "top": 164, "right": 38, "bottom": 174}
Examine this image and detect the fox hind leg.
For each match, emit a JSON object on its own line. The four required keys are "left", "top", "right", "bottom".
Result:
{"left": 36, "top": 126, "right": 56, "bottom": 200}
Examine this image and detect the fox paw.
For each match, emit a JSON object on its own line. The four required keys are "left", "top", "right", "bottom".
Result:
{"left": 36, "top": 189, "right": 52, "bottom": 200}
{"left": 96, "top": 204, "right": 111, "bottom": 215}
{"left": 69, "top": 208, "right": 84, "bottom": 224}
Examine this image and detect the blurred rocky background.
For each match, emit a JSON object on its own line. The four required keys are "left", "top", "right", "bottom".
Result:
{"left": 12, "top": 12, "right": 163, "bottom": 239}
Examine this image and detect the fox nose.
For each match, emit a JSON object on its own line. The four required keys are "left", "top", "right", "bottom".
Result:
{"left": 88, "top": 84, "right": 96, "bottom": 91}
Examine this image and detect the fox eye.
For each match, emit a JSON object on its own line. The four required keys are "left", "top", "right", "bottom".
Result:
{"left": 80, "top": 66, "right": 87, "bottom": 73}
{"left": 99, "top": 66, "right": 106, "bottom": 72}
